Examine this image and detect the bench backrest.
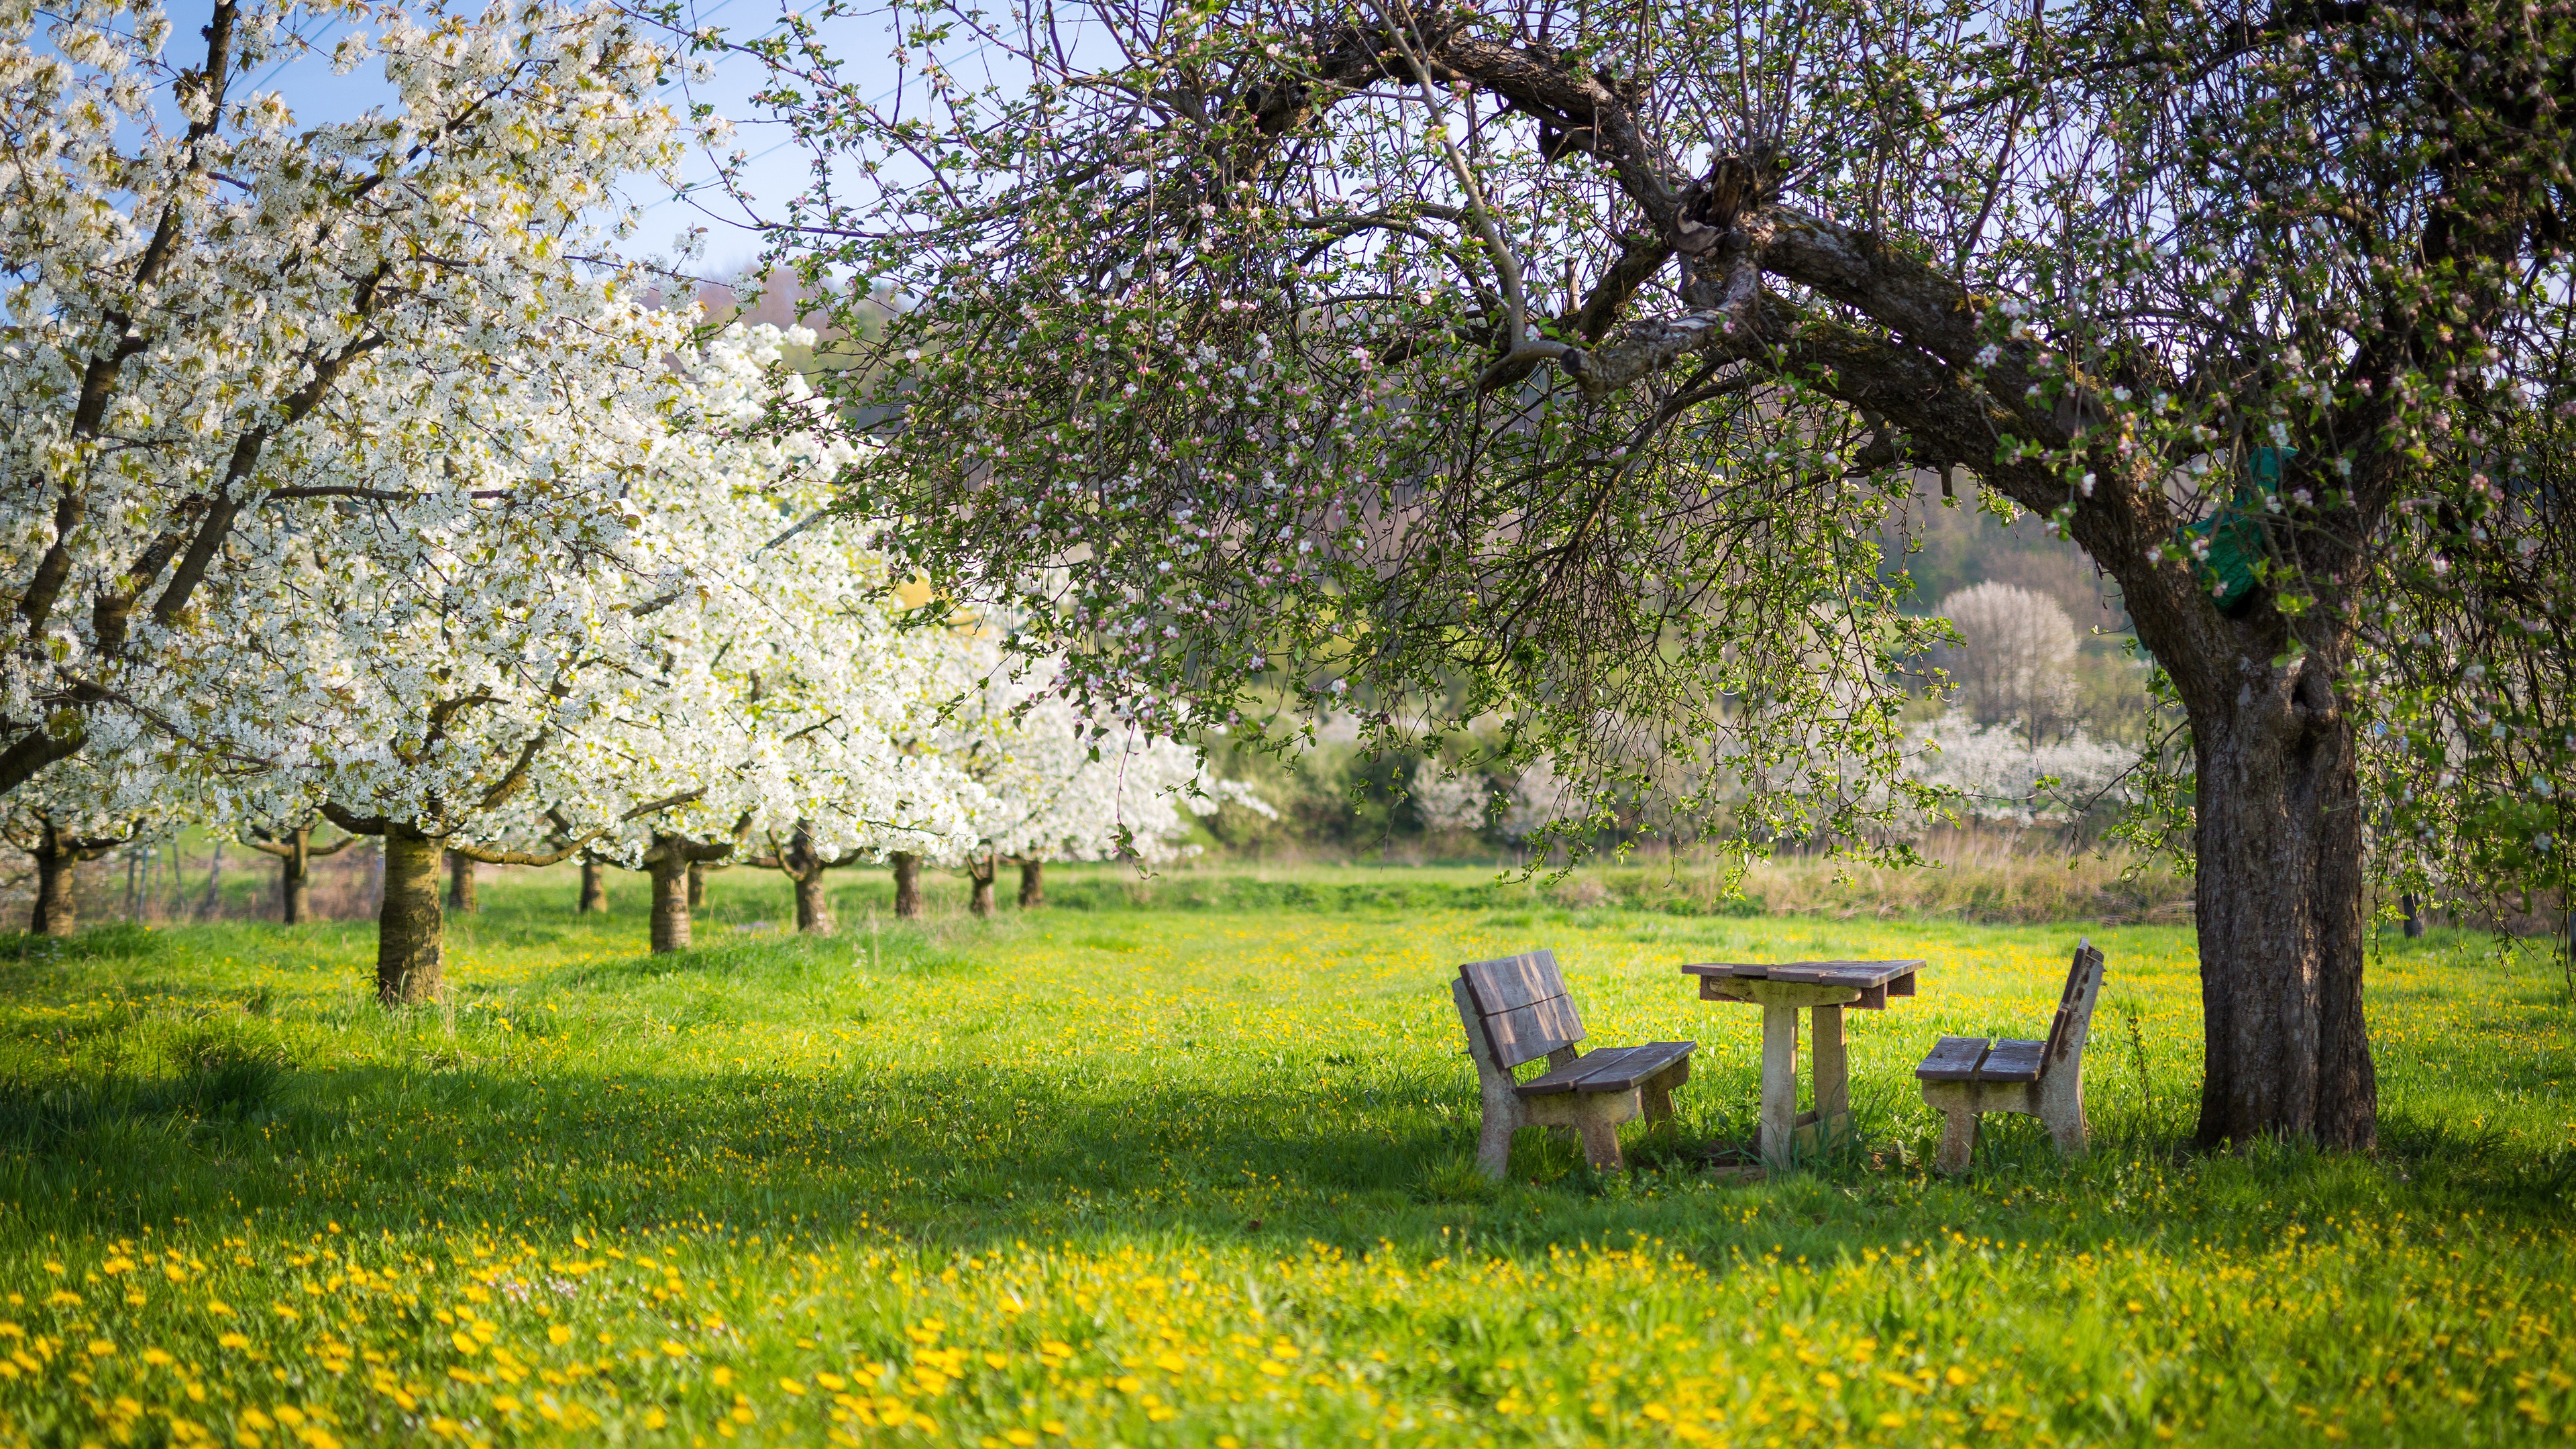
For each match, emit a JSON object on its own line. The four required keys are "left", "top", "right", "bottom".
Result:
{"left": 1458, "top": 949, "right": 1587, "bottom": 1070}
{"left": 2039, "top": 939, "right": 2107, "bottom": 1077}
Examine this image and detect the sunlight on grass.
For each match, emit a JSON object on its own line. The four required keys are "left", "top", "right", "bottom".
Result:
{"left": 0, "top": 866, "right": 2569, "bottom": 1445}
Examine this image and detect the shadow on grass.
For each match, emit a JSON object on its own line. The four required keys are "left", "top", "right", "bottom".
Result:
{"left": 5, "top": 1042, "right": 2569, "bottom": 1274}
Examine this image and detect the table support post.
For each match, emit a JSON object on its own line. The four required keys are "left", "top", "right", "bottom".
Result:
{"left": 1759, "top": 1004, "right": 1799, "bottom": 1169}
{"left": 1809, "top": 1004, "right": 1849, "bottom": 1156}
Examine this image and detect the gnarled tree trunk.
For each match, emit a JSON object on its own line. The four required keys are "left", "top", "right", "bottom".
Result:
{"left": 31, "top": 824, "right": 76, "bottom": 937}
{"left": 966, "top": 852, "right": 998, "bottom": 917}
{"left": 446, "top": 850, "right": 477, "bottom": 912}
{"left": 578, "top": 857, "right": 607, "bottom": 914}
{"left": 795, "top": 869, "right": 833, "bottom": 935}
{"left": 278, "top": 832, "right": 313, "bottom": 925}
{"left": 2188, "top": 677, "right": 2376, "bottom": 1148}
{"left": 1018, "top": 857, "right": 1044, "bottom": 909}
{"left": 649, "top": 849, "right": 692, "bottom": 953}
{"left": 890, "top": 851, "right": 922, "bottom": 920}
{"left": 378, "top": 829, "right": 445, "bottom": 1006}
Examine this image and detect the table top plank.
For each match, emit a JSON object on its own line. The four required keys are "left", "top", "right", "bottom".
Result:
{"left": 1681, "top": 959, "right": 1925, "bottom": 988}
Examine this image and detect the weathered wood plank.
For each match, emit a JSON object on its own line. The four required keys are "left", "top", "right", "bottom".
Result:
{"left": 1516, "top": 1044, "right": 1640, "bottom": 1097}
{"left": 2040, "top": 943, "right": 2106, "bottom": 1072}
{"left": 1915, "top": 1035, "right": 1991, "bottom": 1082}
{"left": 1977, "top": 1038, "right": 2047, "bottom": 1084}
{"left": 1721, "top": 977, "right": 1864, "bottom": 1009}
{"left": 1478, "top": 992, "right": 1585, "bottom": 1069}
{"left": 1569, "top": 1040, "right": 1694, "bottom": 1092}
{"left": 1515, "top": 1040, "right": 1698, "bottom": 1097}
{"left": 1460, "top": 951, "right": 1570, "bottom": 1016}
{"left": 1681, "top": 959, "right": 1924, "bottom": 987}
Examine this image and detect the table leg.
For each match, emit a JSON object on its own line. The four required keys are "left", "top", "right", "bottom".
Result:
{"left": 1811, "top": 1004, "right": 1849, "bottom": 1155}
{"left": 1760, "top": 1003, "right": 1799, "bottom": 1169}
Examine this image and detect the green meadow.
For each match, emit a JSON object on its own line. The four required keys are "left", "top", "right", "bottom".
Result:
{"left": 0, "top": 865, "right": 2569, "bottom": 1448}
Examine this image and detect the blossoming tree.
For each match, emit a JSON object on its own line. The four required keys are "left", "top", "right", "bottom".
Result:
{"left": 753, "top": 0, "right": 2575, "bottom": 1148}
{"left": 926, "top": 639, "right": 1269, "bottom": 915}
{"left": 0, "top": 0, "right": 684, "bottom": 799}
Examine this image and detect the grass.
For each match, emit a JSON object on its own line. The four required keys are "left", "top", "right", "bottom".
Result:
{"left": 0, "top": 863, "right": 2569, "bottom": 1448}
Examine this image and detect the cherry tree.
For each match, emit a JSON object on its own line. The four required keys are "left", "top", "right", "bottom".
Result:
{"left": 928, "top": 639, "right": 1268, "bottom": 914}
{"left": 193, "top": 320, "right": 870, "bottom": 996}
{"left": 753, "top": 0, "right": 2576, "bottom": 1148}
{"left": 0, "top": 0, "right": 686, "bottom": 800}
{"left": 0, "top": 751, "right": 180, "bottom": 936}
{"left": 239, "top": 820, "right": 356, "bottom": 926}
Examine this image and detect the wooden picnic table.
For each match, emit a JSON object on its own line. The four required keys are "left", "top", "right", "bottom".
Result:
{"left": 1680, "top": 959, "right": 1925, "bottom": 1169}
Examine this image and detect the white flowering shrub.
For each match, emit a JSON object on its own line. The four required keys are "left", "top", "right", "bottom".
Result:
{"left": 1932, "top": 583, "right": 2082, "bottom": 740}
{"left": 1907, "top": 711, "right": 2141, "bottom": 826}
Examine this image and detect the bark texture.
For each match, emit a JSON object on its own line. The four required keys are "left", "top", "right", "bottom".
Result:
{"left": 966, "top": 853, "right": 997, "bottom": 917}
{"left": 578, "top": 857, "right": 607, "bottom": 914}
{"left": 31, "top": 828, "right": 76, "bottom": 937}
{"left": 641, "top": 833, "right": 737, "bottom": 954}
{"left": 649, "top": 851, "right": 692, "bottom": 954}
{"left": 446, "top": 850, "right": 477, "bottom": 912}
{"left": 281, "top": 863, "right": 309, "bottom": 926}
{"left": 1018, "top": 858, "right": 1045, "bottom": 909}
{"left": 376, "top": 829, "right": 445, "bottom": 1006}
{"left": 891, "top": 852, "right": 923, "bottom": 919}
{"left": 2186, "top": 674, "right": 2377, "bottom": 1148}
{"left": 795, "top": 872, "right": 833, "bottom": 935}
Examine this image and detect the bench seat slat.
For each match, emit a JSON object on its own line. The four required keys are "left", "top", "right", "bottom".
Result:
{"left": 1515, "top": 1040, "right": 1697, "bottom": 1097}
{"left": 1976, "top": 1038, "right": 2047, "bottom": 1083}
{"left": 1915, "top": 1035, "right": 1991, "bottom": 1082}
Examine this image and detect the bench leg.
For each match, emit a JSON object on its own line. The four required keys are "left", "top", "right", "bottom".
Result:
{"left": 1457, "top": 978, "right": 1529, "bottom": 1181}
{"left": 1640, "top": 1077, "right": 1674, "bottom": 1125}
{"left": 1576, "top": 1111, "right": 1625, "bottom": 1173}
{"left": 1936, "top": 1109, "right": 1979, "bottom": 1175}
{"left": 1477, "top": 1096, "right": 1525, "bottom": 1181}
{"left": 2039, "top": 1073, "right": 2088, "bottom": 1159}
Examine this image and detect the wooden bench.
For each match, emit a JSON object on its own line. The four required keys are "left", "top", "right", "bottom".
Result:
{"left": 1452, "top": 950, "right": 1695, "bottom": 1179}
{"left": 1915, "top": 939, "right": 2106, "bottom": 1174}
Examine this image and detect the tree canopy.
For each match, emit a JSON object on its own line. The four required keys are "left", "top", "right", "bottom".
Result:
{"left": 739, "top": 0, "right": 2576, "bottom": 1146}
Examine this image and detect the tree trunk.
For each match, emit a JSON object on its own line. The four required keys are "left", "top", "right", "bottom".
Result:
{"left": 967, "top": 852, "right": 997, "bottom": 917}
{"left": 279, "top": 828, "right": 311, "bottom": 926}
{"left": 377, "top": 830, "right": 445, "bottom": 1006}
{"left": 2190, "top": 694, "right": 2377, "bottom": 1150}
{"left": 31, "top": 825, "right": 74, "bottom": 937}
{"left": 795, "top": 867, "right": 834, "bottom": 935}
{"left": 891, "top": 851, "right": 922, "bottom": 920}
{"left": 199, "top": 839, "right": 225, "bottom": 920}
{"left": 1018, "top": 857, "right": 1045, "bottom": 909}
{"left": 578, "top": 857, "right": 607, "bottom": 914}
{"left": 446, "top": 850, "right": 478, "bottom": 912}
{"left": 649, "top": 848, "right": 692, "bottom": 954}
{"left": 2400, "top": 892, "right": 2424, "bottom": 939}
{"left": 686, "top": 860, "right": 707, "bottom": 910}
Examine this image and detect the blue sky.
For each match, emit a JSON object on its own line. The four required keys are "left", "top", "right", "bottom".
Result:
{"left": 158, "top": 0, "right": 913, "bottom": 280}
